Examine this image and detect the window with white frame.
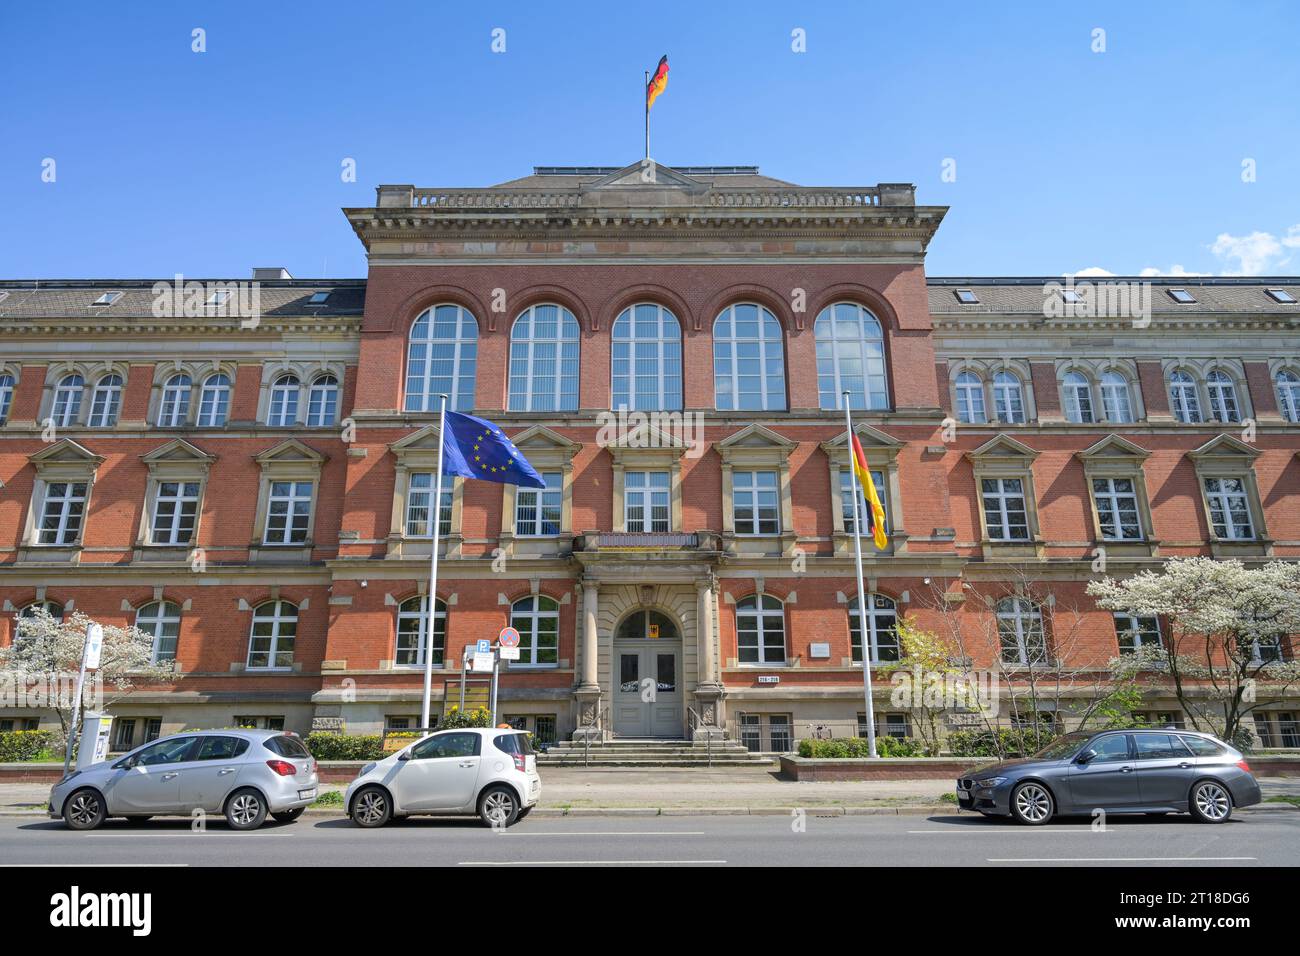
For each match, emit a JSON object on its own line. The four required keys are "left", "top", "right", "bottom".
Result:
{"left": 732, "top": 470, "right": 780, "bottom": 535}
{"left": 150, "top": 480, "right": 200, "bottom": 545}
{"left": 1206, "top": 370, "right": 1241, "bottom": 423}
{"left": 395, "top": 595, "right": 446, "bottom": 667}
{"left": 1100, "top": 371, "right": 1134, "bottom": 423}
{"left": 197, "top": 373, "right": 230, "bottom": 427}
{"left": 246, "top": 601, "right": 297, "bottom": 669}
{"left": 996, "top": 597, "right": 1047, "bottom": 664}
{"left": 0, "top": 374, "right": 13, "bottom": 425}
{"left": 157, "top": 374, "right": 191, "bottom": 427}
{"left": 1062, "top": 371, "right": 1095, "bottom": 423}
{"left": 405, "top": 304, "right": 478, "bottom": 412}
{"left": 849, "top": 593, "right": 899, "bottom": 663}
{"left": 1114, "top": 613, "right": 1162, "bottom": 653}
{"left": 267, "top": 374, "right": 300, "bottom": 426}
{"left": 993, "top": 371, "right": 1026, "bottom": 424}
{"left": 611, "top": 303, "right": 682, "bottom": 411}
{"left": 404, "top": 473, "right": 452, "bottom": 538}
{"left": 19, "top": 601, "right": 64, "bottom": 624}
{"left": 815, "top": 302, "right": 889, "bottom": 410}
{"left": 624, "top": 470, "right": 670, "bottom": 532}
{"left": 839, "top": 467, "right": 887, "bottom": 537}
{"left": 263, "top": 480, "right": 313, "bottom": 544}
{"left": 136, "top": 600, "right": 182, "bottom": 664}
{"left": 954, "top": 371, "right": 986, "bottom": 423}
{"left": 1202, "top": 476, "right": 1254, "bottom": 539}
{"left": 306, "top": 374, "right": 339, "bottom": 427}
{"left": 1168, "top": 369, "right": 1202, "bottom": 423}
{"left": 52, "top": 374, "right": 84, "bottom": 426}
{"left": 1092, "top": 476, "right": 1143, "bottom": 540}
{"left": 87, "top": 374, "right": 122, "bottom": 427}
{"left": 981, "top": 477, "right": 1029, "bottom": 540}
{"left": 1276, "top": 370, "right": 1300, "bottom": 423}
{"left": 736, "top": 594, "right": 786, "bottom": 664}
{"left": 713, "top": 303, "right": 787, "bottom": 411}
{"left": 508, "top": 304, "right": 580, "bottom": 412}
{"left": 1248, "top": 636, "right": 1283, "bottom": 664}
{"left": 510, "top": 595, "right": 559, "bottom": 666}
{"left": 37, "top": 481, "right": 88, "bottom": 545}
{"left": 515, "top": 471, "right": 562, "bottom": 536}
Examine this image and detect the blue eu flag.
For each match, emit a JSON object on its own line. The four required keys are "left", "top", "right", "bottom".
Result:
{"left": 441, "top": 410, "right": 547, "bottom": 488}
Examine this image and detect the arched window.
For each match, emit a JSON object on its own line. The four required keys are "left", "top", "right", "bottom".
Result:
{"left": 267, "top": 374, "right": 300, "bottom": 426}
{"left": 136, "top": 600, "right": 182, "bottom": 664}
{"left": 996, "top": 597, "right": 1047, "bottom": 665}
{"left": 52, "top": 373, "right": 84, "bottom": 426}
{"left": 611, "top": 303, "right": 682, "bottom": 411}
{"left": 87, "top": 374, "right": 122, "bottom": 427}
{"left": 992, "top": 371, "right": 1026, "bottom": 424}
{"left": 158, "top": 374, "right": 191, "bottom": 427}
{"left": 1169, "top": 370, "right": 1202, "bottom": 423}
{"left": 197, "top": 373, "right": 230, "bottom": 427}
{"left": 849, "top": 594, "right": 899, "bottom": 664}
{"left": 19, "top": 601, "right": 64, "bottom": 623}
{"left": 615, "top": 609, "right": 680, "bottom": 641}
{"left": 510, "top": 595, "right": 559, "bottom": 666}
{"left": 815, "top": 302, "right": 888, "bottom": 410}
{"left": 1276, "top": 370, "right": 1300, "bottom": 423}
{"left": 405, "top": 304, "right": 477, "bottom": 412}
{"left": 954, "top": 371, "right": 985, "bottom": 423}
{"left": 306, "top": 374, "right": 339, "bottom": 427}
{"left": 508, "top": 304, "right": 580, "bottom": 412}
{"left": 395, "top": 596, "right": 447, "bottom": 668}
{"left": 1062, "top": 371, "right": 1095, "bottom": 423}
{"left": 736, "top": 594, "right": 786, "bottom": 665}
{"left": 713, "top": 303, "right": 786, "bottom": 411}
{"left": 1206, "top": 370, "right": 1240, "bottom": 423}
{"left": 247, "top": 600, "right": 297, "bottom": 670}
{"left": 1100, "top": 371, "right": 1134, "bottom": 423}
{"left": 0, "top": 373, "right": 13, "bottom": 425}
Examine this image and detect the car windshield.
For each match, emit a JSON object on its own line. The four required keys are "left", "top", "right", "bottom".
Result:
{"left": 1031, "top": 733, "right": 1090, "bottom": 760}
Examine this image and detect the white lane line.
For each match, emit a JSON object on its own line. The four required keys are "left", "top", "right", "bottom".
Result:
{"left": 908, "top": 829, "right": 1107, "bottom": 834}
{"left": 497, "top": 831, "right": 706, "bottom": 837}
{"left": 988, "top": 856, "right": 1257, "bottom": 863}
{"left": 458, "top": 860, "right": 726, "bottom": 866}
{"left": 1, "top": 863, "right": 189, "bottom": 867}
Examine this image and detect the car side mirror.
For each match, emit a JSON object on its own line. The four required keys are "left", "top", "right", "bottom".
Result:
{"left": 114, "top": 756, "right": 135, "bottom": 770}
{"left": 1076, "top": 749, "right": 1097, "bottom": 764}
{"left": 396, "top": 751, "right": 411, "bottom": 762}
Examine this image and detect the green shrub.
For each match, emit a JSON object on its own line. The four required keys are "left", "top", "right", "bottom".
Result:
{"left": 797, "top": 736, "right": 923, "bottom": 759}
{"left": 945, "top": 728, "right": 1052, "bottom": 758}
{"left": 303, "top": 733, "right": 384, "bottom": 761}
{"left": 437, "top": 706, "right": 493, "bottom": 730}
{"left": 311, "top": 790, "right": 344, "bottom": 807}
{"left": 0, "top": 730, "right": 60, "bottom": 762}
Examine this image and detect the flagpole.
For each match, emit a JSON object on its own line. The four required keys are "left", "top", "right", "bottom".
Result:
{"left": 644, "top": 70, "right": 650, "bottom": 158}
{"left": 420, "top": 393, "right": 449, "bottom": 730}
{"left": 843, "top": 391, "right": 879, "bottom": 759}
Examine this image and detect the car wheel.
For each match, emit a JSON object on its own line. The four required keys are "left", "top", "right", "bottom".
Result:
{"left": 63, "top": 788, "right": 106, "bottom": 831}
{"left": 271, "top": 808, "right": 305, "bottom": 823}
{"left": 478, "top": 786, "right": 520, "bottom": 828}
{"left": 224, "top": 788, "right": 268, "bottom": 830}
{"left": 1010, "top": 781, "right": 1054, "bottom": 826}
{"left": 350, "top": 786, "right": 392, "bottom": 828}
{"left": 1190, "top": 780, "right": 1233, "bottom": 824}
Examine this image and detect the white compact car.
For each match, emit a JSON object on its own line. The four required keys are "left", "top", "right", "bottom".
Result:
{"left": 345, "top": 727, "right": 541, "bottom": 828}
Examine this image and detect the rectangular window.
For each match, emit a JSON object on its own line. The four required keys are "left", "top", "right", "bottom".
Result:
{"left": 515, "top": 471, "right": 562, "bottom": 536}
{"left": 738, "top": 713, "right": 792, "bottom": 752}
{"left": 1092, "top": 477, "right": 1142, "bottom": 540}
{"left": 840, "top": 468, "right": 887, "bottom": 537}
{"left": 733, "top": 470, "right": 780, "bottom": 535}
{"left": 1114, "top": 613, "right": 1162, "bottom": 652}
{"left": 859, "top": 712, "right": 912, "bottom": 739}
{"left": 624, "top": 471, "right": 670, "bottom": 532}
{"left": 405, "top": 473, "right": 452, "bottom": 538}
{"left": 234, "top": 716, "right": 285, "bottom": 730}
{"left": 980, "top": 477, "right": 1029, "bottom": 541}
{"left": 1203, "top": 477, "right": 1254, "bottom": 540}
{"left": 150, "top": 481, "right": 200, "bottom": 545}
{"left": 263, "top": 480, "right": 313, "bottom": 545}
{"left": 37, "top": 481, "right": 88, "bottom": 545}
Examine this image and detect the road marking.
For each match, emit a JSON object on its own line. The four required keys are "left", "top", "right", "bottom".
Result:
{"left": 458, "top": 859, "right": 725, "bottom": 866}
{"left": 908, "top": 829, "right": 1107, "bottom": 834}
{"left": 499, "top": 831, "right": 705, "bottom": 837}
{"left": 1, "top": 863, "right": 189, "bottom": 867}
{"left": 988, "top": 856, "right": 1257, "bottom": 863}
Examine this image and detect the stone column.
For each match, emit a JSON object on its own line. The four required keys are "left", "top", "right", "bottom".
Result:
{"left": 692, "top": 576, "right": 725, "bottom": 742}
{"left": 572, "top": 577, "right": 602, "bottom": 741}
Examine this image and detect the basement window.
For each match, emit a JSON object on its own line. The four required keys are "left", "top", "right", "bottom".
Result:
{"left": 1167, "top": 289, "right": 1196, "bottom": 304}
{"left": 1266, "top": 288, "right": 1297, "bottom": 304}
{"left": 954, "top": 289, "right": 980, "bottom": 304}
{"left": 92, "top": 292, "right": 123, "bottom": 306}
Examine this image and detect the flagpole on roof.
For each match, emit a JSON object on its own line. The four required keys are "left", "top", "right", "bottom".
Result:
{"left": 420, "top": 393, "right": 449, "bottom": 730}
{"left": 843, "top": 391, "right": 879, "bottom": 759}
{"left": 644, "top": 70, "right": 650, "bottom": 159}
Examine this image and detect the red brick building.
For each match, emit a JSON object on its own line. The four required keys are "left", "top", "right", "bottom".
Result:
{"left": 2, "top": 163, "right": 1298, "bottom": 751}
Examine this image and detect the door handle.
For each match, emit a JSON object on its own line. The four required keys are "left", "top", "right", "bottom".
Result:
{"left": 458, "top": 762, "right": 475, "bottom": 768}
{"left": 218, "top": 769, "right": 236, "bottom": 775}
{"left": 162, "top": 772, "right": 179, "bottom": 780}
{"left": 1178, "top": 762, "right": 1192, "bottom": 769}
{"left": 1119, "top": 766, "right": 1133, "bottom": 773}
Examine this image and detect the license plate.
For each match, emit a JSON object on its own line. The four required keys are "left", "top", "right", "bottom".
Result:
{"left": 298, "top": 788, "right": 317, "bottom": 800}
{"left": 531, "top": 780, "right": 539, "bottom": 792}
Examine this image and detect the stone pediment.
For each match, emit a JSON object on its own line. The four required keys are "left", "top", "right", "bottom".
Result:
{"left": 1188, "top": 433, "right": 1261, "bottom": 461}
{"left": 717, "top": 423, "right": 797, "bottom": 451}
{"left": 1076, "top": 434, "right": 1150, "bottom": 462}
{"left": 582, "top": 162, "right": 710, "bottom": 195}
{"left": 141, "top": 438, "right": 216, "bottom": 466}
{"left": 512, "top": 424, "right": 582, "bottom": 452}
{"left": 966, "top": 434, "right": 1040, "bottom": 462}
{"left": 254, "top": 438, "right": 327, "bottom": 466}
{"left": 28, "top": 438, "right": 104, "bottom": 467}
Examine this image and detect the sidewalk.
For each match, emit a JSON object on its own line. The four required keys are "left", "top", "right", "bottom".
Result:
{"left": 5, "top": 768, "right": 1300, "bottom": 816}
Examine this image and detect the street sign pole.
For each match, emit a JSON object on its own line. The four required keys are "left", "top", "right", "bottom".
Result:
{"left": 490, "top": 646, "right": 500, "bottom": 726}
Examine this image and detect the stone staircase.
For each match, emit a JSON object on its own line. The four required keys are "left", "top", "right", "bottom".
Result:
{"left": 536, "top": 738, "right": 774, "bottom": 768}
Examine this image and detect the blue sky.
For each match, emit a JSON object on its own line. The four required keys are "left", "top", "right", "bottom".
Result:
{"left": 2, "top": 0, "right": 1298, "bottom": 279}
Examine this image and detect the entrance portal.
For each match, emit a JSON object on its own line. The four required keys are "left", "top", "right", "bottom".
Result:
{"left": 612, "top": 609, "right": 683, "bottom": 737}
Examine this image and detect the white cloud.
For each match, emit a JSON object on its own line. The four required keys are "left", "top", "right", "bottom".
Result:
{"left": 1138, "top": 264, "right": 1209, "bottom": 277}
{"left": 1209, "top": 225, "right": 1300, "bottom": 275}
{"left": 1066, "top": 266, "right": 1115, "bottom": 277}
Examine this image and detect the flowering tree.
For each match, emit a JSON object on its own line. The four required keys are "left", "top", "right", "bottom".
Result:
{"left": 1088, "top": 558, "right": 1300, "bottom": 746}
{"left": 0, "top": 607, "right": 174, "bottom": 746}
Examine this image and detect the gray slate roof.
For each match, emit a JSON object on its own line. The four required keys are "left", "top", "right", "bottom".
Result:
{"left": 927, "top": 277, "right": 1300, "bottom": 316}
{"left": 0, "top": 280, "right": 366, "bottom": 320}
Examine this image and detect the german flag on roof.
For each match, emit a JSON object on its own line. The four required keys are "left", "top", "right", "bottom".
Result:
{"left": 646, "top": 55, "right": 669, "bottom": 110}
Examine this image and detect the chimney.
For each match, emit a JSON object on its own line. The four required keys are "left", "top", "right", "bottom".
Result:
{"left": 252, "top": 267, "right": 293, "bottom": 280}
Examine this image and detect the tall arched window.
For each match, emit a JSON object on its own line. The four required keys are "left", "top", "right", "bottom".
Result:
{"left": 87, "top": 374, "right": 122, "bottom": 427}
{"left": 611, "top": 303, "right": 681, "bottom": 411}
{"left": 1276, "top": 370, "right": 1300, "bottom": 423}
{"left": 713, "top": 303, "right": 786, "bottom": 411}
{"left": 510, "top": 595, "right": 559, "bottom": 666}
{"left": 158, "top": 374, "right": 191, "bottom": 427}
{"left": 1206, "top": 370, "right": 1240, "bottom": 423}
{"left": 992, "top": 371, "right": 1026, "bottom": 423}
{"left": 954, "top": 371, "right": 985, "bottom": 423}
{"left": 267, "top": 374, "right": 300, "bottom": 426}
{"left": 52, "top": 374, "right": 84, "bottom": 426}
{"left": 395, "top": 595, "right": 447, "bottom": 668}
{"left": 1062, "top": 371, "right": 1095, "bottom": 423}
{"left": 197, "top": 373, "right": 231, "bottom": 427}
{"left": 0, "top": 373, "right": 14, "bottom": 425}
{"left": 405, "top": 304, "right": 478, "bottom": 412}
{"left": 736, "top": 594, "right": 786, "bottom": 665}
{"left": 996, "top": 597, "right": 1047, "bottom": 665}
{"left": 508, "top": 304, "right": 580, "bottom": 411}
{"left": 307, "top": 374, "right": 339, "bottom": 426}
{"left": 849, "top": 594, "right": 899, "bottom": 664}
{"left": 1169, "top": 369, "right": 1202, "bottom": 423}
{"left": 1100, "top": 371, "right": 1134, "bottom": 423}
{"left": 136, "top": 600, "right": 182, "bottom": 664}
{"left": 815, "top": 303, "right": 888, "bottom": 410}
{"left": 247, "top": 600, "right": 297, "bottom": 670}
{"left": 19, "top": 601, "right": 64, "bottom": 623}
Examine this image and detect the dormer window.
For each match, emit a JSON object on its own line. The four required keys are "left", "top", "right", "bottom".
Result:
{"left": 92, "top": 292, "right": 122, "bottom": 306}
{"left": 1167, "top": 289, "right": 1196, "bottom": 304}
{"left": 307, "top": 292, "right": 331, "bottom": 305}
{"left": 1266, "top": 288, "right": 1297, "bottom": 304}
{"left": 206, "top": 291, "right": 231, "bottom": 307}
{"left": 954, "top": 289, "right": 980, "bottom": 304}
{"left": 1060, "top": 289, "right": 1081, "bottom": 304}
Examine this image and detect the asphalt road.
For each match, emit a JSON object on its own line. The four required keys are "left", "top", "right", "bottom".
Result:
{"left": 2, "top": 811, "right": 1297, "bottom": 866}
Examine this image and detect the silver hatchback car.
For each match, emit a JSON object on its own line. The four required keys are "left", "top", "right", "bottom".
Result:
{"left": 49, "top": 729, "right": 319, "bottom": 831}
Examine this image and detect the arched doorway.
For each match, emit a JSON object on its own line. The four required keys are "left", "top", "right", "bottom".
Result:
{"left": 612, "top": 608, "right": 683, "bottom": 738}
